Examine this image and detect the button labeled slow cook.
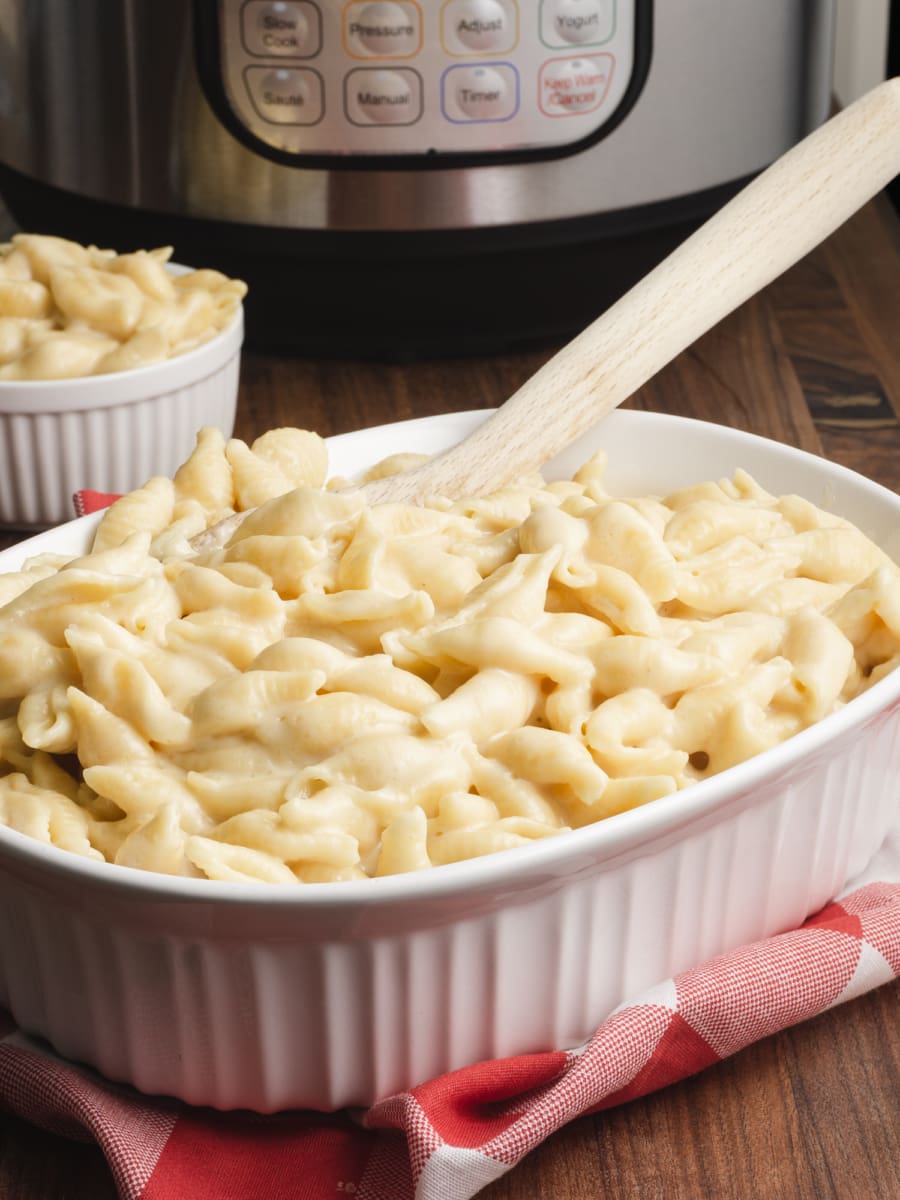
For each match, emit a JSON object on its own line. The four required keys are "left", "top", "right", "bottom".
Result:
{"left": 345, "top": 67, "right": 423, "bottom": 124}
{"left": 540, "top": 0, "right": 615, "bottom": 47}
{"left": 244, "top": 66, "right": 324, "bottom": 124}
{"left": 241, "top": 1, "right": 322, "bottom": 58}
{"left": 441, "top": 63, "right": 519, "bottom": 122}
{"left": 538, "top": 55, "right": 613, "bottom": 115}
{"left": 344, "top": 2, "right": 422, "bottom": 58}
{"left": 441, "top": 0, "right": 518, "bottom": 55}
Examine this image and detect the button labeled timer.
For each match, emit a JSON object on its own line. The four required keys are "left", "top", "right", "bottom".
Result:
{"left": 442, "top": 62, "right": 519, "bottom": 122}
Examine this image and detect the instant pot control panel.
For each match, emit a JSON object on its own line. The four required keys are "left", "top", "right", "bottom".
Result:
{"left": 195, "top": 0, "right": 651, "bottom": 166}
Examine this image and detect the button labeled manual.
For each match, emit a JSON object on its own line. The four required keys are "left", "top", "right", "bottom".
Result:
{"left": 345, "top": 67, "right": 423, "bottom": 124}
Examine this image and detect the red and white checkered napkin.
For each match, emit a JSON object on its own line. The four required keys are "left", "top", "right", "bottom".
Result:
{"left": 1, "top": 818, "right": 898, "bottom": 1200}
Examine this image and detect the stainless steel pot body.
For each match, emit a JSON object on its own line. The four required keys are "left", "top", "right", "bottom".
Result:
{"left": 0, "top": 0, "right": 834, "bottom": 233}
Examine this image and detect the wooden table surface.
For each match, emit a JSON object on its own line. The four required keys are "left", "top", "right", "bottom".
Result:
{"left": 1, "top": 195, "right": 899, "bottom": 1198}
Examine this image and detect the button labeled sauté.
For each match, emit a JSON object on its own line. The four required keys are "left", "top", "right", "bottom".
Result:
{"left": 244, "top": 66, "right": 325, "bottom": 124}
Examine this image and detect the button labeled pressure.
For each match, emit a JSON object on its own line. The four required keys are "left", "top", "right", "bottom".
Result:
{"left": 345, "top": 2, "right": 422, "bottom": 58}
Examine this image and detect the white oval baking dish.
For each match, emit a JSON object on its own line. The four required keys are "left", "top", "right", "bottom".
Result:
{"left": 0, "top": 409, "right": 897, "bottom": 1112}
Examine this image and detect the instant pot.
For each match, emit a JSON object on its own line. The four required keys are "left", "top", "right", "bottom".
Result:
{"left": 0, "top": 1, "right": 835, "bottom": 356}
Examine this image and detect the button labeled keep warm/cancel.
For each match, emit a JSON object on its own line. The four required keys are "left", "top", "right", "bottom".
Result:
{"left": 538, "top": 54, "right": 613, "bottom": 116}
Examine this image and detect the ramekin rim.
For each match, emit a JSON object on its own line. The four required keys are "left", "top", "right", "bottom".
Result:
{"left": 0, "top": 300, "right": 243, "bottom": 411}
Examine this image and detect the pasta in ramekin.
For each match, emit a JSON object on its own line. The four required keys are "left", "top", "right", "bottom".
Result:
{"left": 0, "top": 233, "right": 247, "bottom": 380}
{"left": 1, "top": 422, "right": 898, "bottom": 885}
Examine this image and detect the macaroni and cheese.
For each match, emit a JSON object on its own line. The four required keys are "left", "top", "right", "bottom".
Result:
{"left": 0, "top": 234, "right": 247, "bottom": 380}
{"left": 0, "top": 426, "right": 898, "bottom": 883}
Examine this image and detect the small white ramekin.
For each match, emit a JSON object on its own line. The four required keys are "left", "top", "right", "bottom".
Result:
{"left": 0, "top": 410, "right": 897, "bottom": 1113}
{"left": 0, "top": 288, "right": 243, "bottom": 530}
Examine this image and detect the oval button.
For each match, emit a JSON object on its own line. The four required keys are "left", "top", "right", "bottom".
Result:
{"left": 538, "top": 55, "right": 612, "bottom": 116}
{"left": 453, "top": 65, "right": 509, "bottom": 118}
{"left": 242, "top": 2, "right": 318, "bottom": 58}
{"left": 545, "top": 0, "right": 613, "bottom": 46}
{"left": 346, "top": 68, "right": 422, "bottom": 125}
{"left": 444, "top": 0, "right": 513, "bottom": 53}
{"left": 347, "top": 2, "right": 421, "bottom": 57}
{"left": 244, "top": 67, "right": 324, "bottom": 125}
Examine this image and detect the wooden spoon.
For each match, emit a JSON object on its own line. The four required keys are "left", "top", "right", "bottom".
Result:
{"left": 193, "top": 78, "right": 900, "bottom": 552}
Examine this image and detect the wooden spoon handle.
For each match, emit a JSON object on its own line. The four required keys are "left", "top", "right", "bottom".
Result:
{"left": 361, "top": 77, "right": 900, "bottom": 505}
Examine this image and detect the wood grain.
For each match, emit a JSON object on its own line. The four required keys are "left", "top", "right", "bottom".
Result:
{"left": 478, "top": 982, "right": 900, "bottom": 1200}
{"left": 1, "top": 193, "right": 899, "bottom": 1198}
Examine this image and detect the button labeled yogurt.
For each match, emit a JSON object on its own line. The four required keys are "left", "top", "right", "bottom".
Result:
{"left": 541, "top": 0, "right": 615, "bottom": 47}
{"left": 345, "top": 1, "right": 422, "bottom": 58}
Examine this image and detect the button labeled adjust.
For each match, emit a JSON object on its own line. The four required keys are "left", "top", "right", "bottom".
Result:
{"left": 441, "top": 0, "right": 518, "bottom": 55}
{"left": 244, "top": 66, "right": 324, "bottom": 124}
